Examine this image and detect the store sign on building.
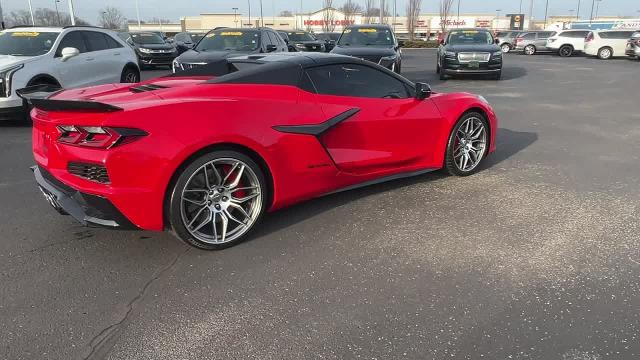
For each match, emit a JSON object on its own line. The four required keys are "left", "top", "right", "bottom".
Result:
{"left": 475, "top": 20, "right": 491, "bottom": 28}
{"left": 508, "top": 14, "right": 525, "bottom": 30}
{"left": 303, "top": 20, "right": 356, "bottom": 26}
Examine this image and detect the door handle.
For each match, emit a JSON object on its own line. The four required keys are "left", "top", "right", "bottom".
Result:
{"left": 114, "top": 53, "right": 120, "bottom": 55}
{"left": 86, "top": 58, "right": 95, "bottom": 61}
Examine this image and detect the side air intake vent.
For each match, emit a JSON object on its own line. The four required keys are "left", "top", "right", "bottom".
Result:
{"left": 129, "top": 84, "right": 168, "bottom": 93}
{"left": 68, "top": 162, "right": 110, "bottom": 184}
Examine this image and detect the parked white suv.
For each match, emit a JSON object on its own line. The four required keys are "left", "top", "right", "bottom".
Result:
{"left": 0, "top": 26, "right": 140, "bottom": 121}
{"left": 584, "top": 30, "right": 637, "bottom": 60}
{"left": 546, "top": 29, "right": 590, "bottom": 57}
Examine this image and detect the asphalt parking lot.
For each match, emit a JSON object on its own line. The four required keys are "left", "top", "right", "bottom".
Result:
{"left": 1, "top": 50, "right": 639, "bottom": 360}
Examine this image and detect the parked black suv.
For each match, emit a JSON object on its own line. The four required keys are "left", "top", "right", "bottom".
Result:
{"left": 277, "top": 30, "right": 326, "bottom": 52}
{"left": 172, "top": 28, "right": 287, "bottom": 73}
{"left": 173, "top": 32, "right": 206, "bottom": 54}
{"left": 437, "top": 28, "right": 502, "bottom": 80}
{"left": 120, "top": 32, "right": 178, "bottom": 69}
{"left": 330, "top": 24, "right": 402, "bottom": 73}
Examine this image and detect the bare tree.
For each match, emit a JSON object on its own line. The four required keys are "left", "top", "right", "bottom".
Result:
{"left": 341, "top": 0, "right": 362, "bottom": 22}
{"left": 322, "top": 0, "right": 336, "bottom": 32}
{"left": 279, "top": 10, "right": 293, "bottom": 17}
{"left": 149, "top": 17, "right": 172, "bottom": 24}
{"left": 439, "top": 0, "right": 455, "bottom": 34}
{"left": 406, "top": 0, "right": 422, "bottom": 40}
{"left": 6, "top": 10, "right": 33, "bottom": 27}
{"left": 98, "top": 7, "right": 125, "bottom": 29}
{"left": 364, "top": 0, "right": 376, "bottom": 24}
{"left": 30, "top": 8, "right": 87, "bottom": 26}
{"left": 379, "top": 0, "right": 390, "bottom": 24}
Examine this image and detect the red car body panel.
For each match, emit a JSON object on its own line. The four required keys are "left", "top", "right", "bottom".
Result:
{"left": 30, "top": 73, "right": 497, "bottom": 231}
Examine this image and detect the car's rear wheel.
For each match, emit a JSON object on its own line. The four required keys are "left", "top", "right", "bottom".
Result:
{"left": 444, "top": 112, "right": 489, "bottom": 176}
{"left": 524, "top": 45, "right": 536, "bottom": 55}
{"left": 168, "top": 150, "right": 267, "bottom": 250}
{"left": 501, "top": 43, "right": 511, "bottom": 53}
{"left": 559, "top": 45, "right": 573, "bottom": 57}
{"left": 597, "top": 47, "right": 613, "bottom": 60}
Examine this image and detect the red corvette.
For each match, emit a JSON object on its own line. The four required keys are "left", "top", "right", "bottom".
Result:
{"left": 23, "top": 53, "right": 497, "bottom": 250}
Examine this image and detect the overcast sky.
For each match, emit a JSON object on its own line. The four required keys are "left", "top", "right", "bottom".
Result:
{"left": 1, "top": 0, "right": 636, "bottom": 24}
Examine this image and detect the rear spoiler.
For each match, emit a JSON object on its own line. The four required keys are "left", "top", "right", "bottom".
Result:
{"left": 16, "top": 85, "right": 123, "bottom": 113}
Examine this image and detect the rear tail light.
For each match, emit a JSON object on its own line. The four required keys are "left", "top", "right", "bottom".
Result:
{"left": 57, "top": 126, "right": 147, "bottom": 149}
{"left": 515, "top": 38, "right": 523, "bottom": 44}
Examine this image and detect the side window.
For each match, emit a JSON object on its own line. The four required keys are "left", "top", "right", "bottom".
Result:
{"left": 574, "top": 31, "right": 589, "bottom": 38}
{"left": 55, "top": 31, "right": 88, "bottom": 56}
{"left": 83, "top": 31, "right": 109, "bottom": 52}
{"left": 103, "top": 33, "right": 123, "bottom": 49}
{"left": 614, "top": 31, "right": 634, "bottom": 39}
{"left": 306, "top": 64, "right": 409, "bottom": 99}
{"left": 261, "top": 31, "right": 273, "bottom": 48}
{"left": 522, "top": 33, "right": 536, "bottom": 40}
{"left": 267, "top": 32, "right": 278, "bottom": 47}
{"left": 599, "top": 32, "right": 611, "bottom": 39}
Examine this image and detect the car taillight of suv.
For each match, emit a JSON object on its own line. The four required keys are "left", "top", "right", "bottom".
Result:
{"left": 585, "top": 32, "right": 594, "bottom": 43}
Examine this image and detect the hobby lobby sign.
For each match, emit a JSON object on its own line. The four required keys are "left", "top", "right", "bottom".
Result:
{"left": 304, "top": 20, "right": 356, "bottom": 26}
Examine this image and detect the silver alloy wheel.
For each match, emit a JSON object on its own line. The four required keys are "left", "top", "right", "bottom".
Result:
{"left": 180, "top": 158, "right": 262, "bottom": 245}
{"left": 125, "top": 71, "right": 139, "bottom": 83}
{"left": 501, "top": 44, "right": 511, "bottom": 53}
{"left": 453, "top": 116, "right": 488, "bottom": 173}
{"left": 599, "top": 48, "right": 612, "bottom": 59}
{"left": 524, "top": 45, "right": 535, "bottom": 55}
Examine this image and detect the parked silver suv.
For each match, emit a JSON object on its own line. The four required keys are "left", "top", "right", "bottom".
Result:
{"left": 495, "top": 31, "right": 523, "bottom": 53}
{"left": 514, "top": 31, "right": 557, "bottom": 55}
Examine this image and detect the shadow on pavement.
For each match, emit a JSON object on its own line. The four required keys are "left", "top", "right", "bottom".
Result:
{"left": 253, "top": 127, "right": 537, "bottom": 241}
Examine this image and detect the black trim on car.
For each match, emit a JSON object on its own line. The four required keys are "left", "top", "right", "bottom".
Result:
{"left": 272, "top": 108, "right": 360, "bottom": 136}
{"left": 28, "top": 99, "right": 123, "bottom": 112}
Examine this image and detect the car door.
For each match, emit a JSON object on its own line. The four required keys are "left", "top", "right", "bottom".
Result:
{"left": 537, "top": 32, "right": 553, "bottom": 50}
{"left": 571, "top": 30, "right": 589, "bottom": 49}
{"left": 83, "top": 31, "right": 122, "bottom": 84}
{"left": 305, "top": 63, "right": 443, "bottom": 175}
{"left": 52, "top": 30, "right": 95, "bottom": 89}
{"left": 611, "top": 31, "right": 634, "bottom": 55}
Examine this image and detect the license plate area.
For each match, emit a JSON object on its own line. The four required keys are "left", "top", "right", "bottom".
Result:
{"left": 468, "top": 61, "right": 480, "bottom": 69}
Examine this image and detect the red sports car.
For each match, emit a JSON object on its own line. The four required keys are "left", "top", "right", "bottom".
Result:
{"left": 23, "top": 53, "right": 497, "bottom": 250}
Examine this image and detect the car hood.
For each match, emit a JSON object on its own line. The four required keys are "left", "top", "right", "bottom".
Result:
{"left": 177, "top": 49, "right": 257, "bottom": 63}
{"left": 330, "top": 46, "right": 396, "bottom": 57}
{"left": 445, "top": 44, "right": 501, "bottom": 53}
{"left": 0, "top": 54, "right": 43, "bottom": 69}
{"left": 135, "top": 43, "right": 174, "bottom": 50}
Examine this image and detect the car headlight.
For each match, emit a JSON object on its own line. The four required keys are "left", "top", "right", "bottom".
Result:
{"left": 0, "top": 64, "right": 24, "bottom": 97}
{"left": 138, "top": 48, "right": 152, "bottom": 53}
{"left": 380, "top": 55, "right": 397, "bottom": 62}
{"left": 445, "top": 51, "right": 456, "bottom": 57}
{"left": 295, "top": 43, "right": 306, "bottom": 49}
{"left": 492, "top": 51, "right": 503, "bottom": 57}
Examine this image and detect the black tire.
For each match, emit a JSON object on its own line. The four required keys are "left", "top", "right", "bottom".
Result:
{"left": 494, "top": 70, "right": 502, "bottom": 80}
{"left": 439, "top": 69, "right": 447, "bottom": 80}
{"left": 597, "top": 47, "right": 613, "bottom": 60}
{"left": 436, "top": 61, "right": 441, "bottom": 73}
{"left": 120, "top": 66, "right": 140, "bottom": 83}
{"left": 558, "top": 45, "right": 573, "bottom": 57}
{"left": 168, "top": 150, "right": 268, "bottom": 250}
{"left": 524, "top": 45, "right": 536, "bottom": 55}
{"left": 444, "top": 112, "right": 490, "bottom": 176}
{"left": 395, "top": 62, "right": 401, "bottom": 74}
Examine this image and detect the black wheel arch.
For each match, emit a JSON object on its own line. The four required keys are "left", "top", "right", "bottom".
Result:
{"left": 27, "top": 74, "right": 61, "bottom": 87}
{"left": 162, "top": 143, "right": 275, "bottom": 229}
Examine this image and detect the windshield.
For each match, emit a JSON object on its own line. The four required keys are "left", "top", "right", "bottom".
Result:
{"left": 447, "top": 30, "right": 494, "bottom": 45}
{"left": 0, "top": 31, "right": 59, "bottom": 56}
{"left": 195, "top": 30, "right": 260, "bottom": 52}
{"left": 337, "top": 28, "right": 394, "bottom": 46}
{"left": 131, "top": 33, "right": 165, "bottom": 45}
{"left": 287, "top": 32, "right": 315, "bottom": 42}
{"left": 190, "top": 34, "right": 205, "bottom": 43}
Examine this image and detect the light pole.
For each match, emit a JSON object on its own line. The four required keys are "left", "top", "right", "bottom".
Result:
{"left": 247, "top": 0, "right": 251, "bottom": 28}
{"left": 457, "top": 0, "right": 461, "bottom": 20}
{"left": 135, "top": 0, "right": 142, "bottom": 30}
{"left": 28, "top": 0, "right": 35, "bottom": 25}
{"left": 589, "top": 0, "right": 595, "bottom": 23}
{"left": 54, "top": 0, "right": 62, "bottom": 26}
{"left": 595, "top": 0, "right": 603, "bottom": 19}
{"left": 576, "top": 0, "right": 581, "bottom": 19}
{"left": 519, "top": 0, "right": 523, "bottom": 14}
{"left": 233, "top": 7, "right": 239, "bottom": 27}
{"left": 259, "top": 0, "right": 263, "bottom": 27}
{"left": 0, "top": 0, "right": 4, "bottom": 29}
{"left": 495, "top": 9, "right": 501, "bottom": 30}
{"left": 67, "top": 0, "right": 76, "bottom": 25}
{"left": 543, "top": 0, "right": 549, "bottom": 28}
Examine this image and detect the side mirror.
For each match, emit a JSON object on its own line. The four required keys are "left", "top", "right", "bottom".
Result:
{"left": 495, "top": 38, "right": 500, "bottom": 44}
{"left": 415, "top": 82, "right": 431, "bottom": 100}
{"left": 266, "top": 44, "right": 277, "bottom": 52}
{"left": 60, "top": 47, "right": 80, "bottom": 62}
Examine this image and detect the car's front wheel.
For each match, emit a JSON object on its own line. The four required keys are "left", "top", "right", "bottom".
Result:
{"left": 168, "top": 150, "right": 267, "bottom": 250}
{"left": 501, "top": 43, "right": 511, "bottom": 53}
{"left": 120, "top": 66, "right": 140, "bottom": 83}
{"left": 558, "top": 45, "right": 574, "bottom": 57}
{"left": 597, "top": 47, "right": 613, "bottom": 60}
{"left": 444, "top": 112, "right": 489, "bottom": 176}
